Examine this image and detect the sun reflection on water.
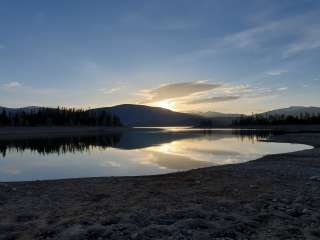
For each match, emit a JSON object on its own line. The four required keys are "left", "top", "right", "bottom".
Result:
{"left": 0, "top": 130, "right": 312, "bottom": 181}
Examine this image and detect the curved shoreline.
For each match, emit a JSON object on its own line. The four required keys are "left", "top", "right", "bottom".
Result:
{"left": 0, "top": 131, "right": 316, "bottom": 184}
{"left": 1, "top": 133, "right": 320, "bottom": 239}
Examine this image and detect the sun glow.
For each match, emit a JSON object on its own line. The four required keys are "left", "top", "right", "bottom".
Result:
{"left": 156, "top": 100, "right": 176, "bottom": 111}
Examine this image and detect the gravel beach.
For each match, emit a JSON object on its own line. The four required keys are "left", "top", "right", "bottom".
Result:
{"left": 1, "top": 133, "right": 320, "bottom": 240}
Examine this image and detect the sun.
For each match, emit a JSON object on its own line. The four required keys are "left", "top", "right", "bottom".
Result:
{"left": 157, "top": 100, "right": 176, "bottom": 111}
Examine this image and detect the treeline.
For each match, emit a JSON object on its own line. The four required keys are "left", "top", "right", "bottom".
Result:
{"left": 233, "top": 113, "right": 320, "bottom": 126}
{"left": 0, "top": 108, "right": 122, "bottom": 127}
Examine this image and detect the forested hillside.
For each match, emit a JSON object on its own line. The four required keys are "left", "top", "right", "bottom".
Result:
{"left": 0, "top": 108, "right": 122, "bottom": 127}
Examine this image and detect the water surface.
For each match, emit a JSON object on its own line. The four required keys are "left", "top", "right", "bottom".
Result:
{"left": 0, "top": 128, "right": 312, "bottom": 181}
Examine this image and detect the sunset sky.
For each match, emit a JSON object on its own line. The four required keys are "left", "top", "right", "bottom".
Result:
{"left": 0, "top": 0, "right": 319, "bottom": 114}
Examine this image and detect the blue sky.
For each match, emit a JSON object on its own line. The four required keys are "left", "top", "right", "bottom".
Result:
{"left": 0, "top": 0, "right": 319, "bottom": 113}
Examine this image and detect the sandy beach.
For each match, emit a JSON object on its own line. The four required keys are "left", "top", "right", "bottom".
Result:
{"left": 0, "top": 132, "right": 320, "bottom": 239}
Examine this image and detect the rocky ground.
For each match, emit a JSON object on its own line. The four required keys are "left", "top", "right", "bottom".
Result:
{"left": 1, "top": 133, "right": 320, "bottom": 240}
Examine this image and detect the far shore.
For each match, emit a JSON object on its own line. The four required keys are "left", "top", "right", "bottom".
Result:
{"left": 1, "top": 124, "right": 320, "bottom": 140}
{"left": 231, "top": 124, "right": 320, "bottom": 132}
{"left": 1, "top": 132, "right": 320, "bottom": 239}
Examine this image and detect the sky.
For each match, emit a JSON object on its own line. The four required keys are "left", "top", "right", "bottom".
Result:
{"left": 0, "top": 0, "right": 319, "bottom": 114}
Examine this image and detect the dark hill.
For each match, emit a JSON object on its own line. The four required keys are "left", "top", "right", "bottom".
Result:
{"left": 89, "top": 104, "right": 205, "bottom": 126}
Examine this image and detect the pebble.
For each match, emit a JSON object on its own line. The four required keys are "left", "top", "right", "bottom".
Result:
{"left": 286, "top": 208, "right": 301, "bottom": 217}
{"left": 302, "top": 208, "right": 312, "bottom": 214}
{"left": 280, "top": 198, "right": 290, "bottom": 204}
{"left": 309, "top": 176, "right": 320, "bottom": 181}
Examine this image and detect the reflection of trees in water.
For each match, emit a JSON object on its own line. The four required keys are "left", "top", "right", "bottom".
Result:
{"left": 231, "top": 129, "right": 282, "bottom": 143}
{"left": 194, "top": 129, "right": 281, "bottom": 142}
{"left": 197, "top": 129, "right": 280, "bottom": 142}
{"left": 0, "top": 130, "right": 281, "bottom": 157}
{"left": 0, "top": 134, "right": 121, "bottom": 157}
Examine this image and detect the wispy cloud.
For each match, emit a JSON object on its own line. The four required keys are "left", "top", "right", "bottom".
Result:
{"left": 187, "top": 95, "right": 240, "bottom": 104}
{"left": 137, "top": 81, "right": 281, "bottom": 109}
{"left": 183, "top": 83, "right": 277, "bottom": 105}
{"left": 266, "top": 70, "right": 288, "bottom": 76}
{"left": 277, "top": 87, "right": 288, "bottom": 91}
{"left": 174, "top": 21, "right": 283, "bottom": 63}
{"left": 1, "top": 82, "right": 62, "bottom": 96}
{"left": 224, "top": 13, "right": 320, "bottom": 60}
{"left": 217, "top": 84, "right": 274, "bottom": 99}
{"left": 1, "top": 81, "right": 22, "bottom": 91}
{"left": 176, "top": 11, "right": 320, "bottom": 63}
{"left": 219, "top": 84, "right": 254, "bottom": 95}
{"left": 140, "top": 81, "right": 221, "bottom": 102}
{"left": 222, "top": 21, "right": 281, "bottom": 49}
{"left": 283, "top": 26, "right": 320, "bottom": 58}
{"left": 98, "top": 87, "right": 121, "bottom": 94}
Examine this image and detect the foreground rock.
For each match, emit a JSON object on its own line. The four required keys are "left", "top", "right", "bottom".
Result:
{"left": 0, "top": 133, "right": 320, "bottom": 240}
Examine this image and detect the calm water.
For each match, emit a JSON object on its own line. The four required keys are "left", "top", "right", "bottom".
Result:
{"left": 0, "top": 128, "right": 312, "bottom": 182}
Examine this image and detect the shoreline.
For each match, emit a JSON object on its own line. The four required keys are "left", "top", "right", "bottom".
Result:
{"left": 1, "top": 132, "right": 320, "bottom": 239}
{"left": 1, "top": 124, "right": 320, "bottom": 140}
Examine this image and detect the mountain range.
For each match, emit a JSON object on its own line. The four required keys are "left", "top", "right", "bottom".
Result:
{"left": 191, "top": 111, "right": 243, "bottom": 118}
{"left": 1, "top": 105, "right": 320, "bottom": 126}
{"left": 261, "top": 106, "right": 320, "bottom": 117}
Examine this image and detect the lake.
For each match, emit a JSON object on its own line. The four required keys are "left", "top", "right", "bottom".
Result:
{"left": 0, "top": 128, "right": 312, "bottom": 182}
